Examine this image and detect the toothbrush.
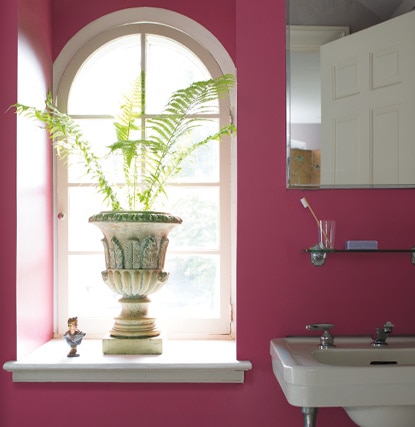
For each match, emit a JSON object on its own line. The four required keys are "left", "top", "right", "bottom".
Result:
{"left": 300, "top": 197, "right": 320, "bottom": 226}
{"left": 300, "top": 197, "right": 332, "bottom": 248}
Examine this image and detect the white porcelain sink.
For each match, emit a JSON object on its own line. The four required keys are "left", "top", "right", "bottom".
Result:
{"left": 270, "top": 336, "right": 415, "bottom": 427}
{"left": 313, "top": 346, "right": 415, "bottom": 366}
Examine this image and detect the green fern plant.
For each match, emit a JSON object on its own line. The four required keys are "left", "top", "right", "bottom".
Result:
{"left": 14, "top": 73, "right": 236, "bottom": 211}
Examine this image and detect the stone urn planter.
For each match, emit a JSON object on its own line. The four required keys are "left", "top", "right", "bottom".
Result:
{"left": 89, "top": 211, "right": 182, "bottom": 354}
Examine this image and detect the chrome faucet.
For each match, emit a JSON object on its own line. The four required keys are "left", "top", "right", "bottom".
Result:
{"left": 306, "top": 323, "right": 335, "bottom": 349}
{"left": 372, "top": 321, "right": 394, "bottom": 346}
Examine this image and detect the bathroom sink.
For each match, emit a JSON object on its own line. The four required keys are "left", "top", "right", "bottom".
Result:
{"left": 270, "top": 336, "right": 415, "bottom": 427}
{"left": 313, "top": 346, "right": 415, "bottom": 367}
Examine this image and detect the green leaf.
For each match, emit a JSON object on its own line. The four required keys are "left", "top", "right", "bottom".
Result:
{"left": 13, "top": 73, "right": 236, "bottom": 211}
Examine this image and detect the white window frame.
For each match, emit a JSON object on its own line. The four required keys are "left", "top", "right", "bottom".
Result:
{"left": 53, "top": 8, "right": 237, "bottom": 339}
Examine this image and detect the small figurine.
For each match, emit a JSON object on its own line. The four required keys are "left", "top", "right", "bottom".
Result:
{"left": 63, "top": 316, "right": 86, "bottom": 357}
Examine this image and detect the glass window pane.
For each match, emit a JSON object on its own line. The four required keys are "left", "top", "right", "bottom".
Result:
{"left": 152, "top": 255, "right": 220, "bottom": 318}
{"left": 68, "top": 35, "right": 141, "bottom": 115}
{"left": 169, "top": 123, "right": 220, "bottom": 182}
{"left": 143, "top": 123, "right": 220, "bottom": 183}
{"left": 146, "top": 34, "right": 211, "bottom": 113}
{"left": 68, "top": 187, "right": 108, "bottom": 251}
{"left": 68, "top": 254, "right": 119, "bottom": 318}
{"left": 165, "top": 187, "right": 219, "bottom": 249}
{"left": 68, "top": 118, "right": 124, "bottom": 184}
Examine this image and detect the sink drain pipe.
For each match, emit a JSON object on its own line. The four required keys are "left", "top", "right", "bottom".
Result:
{"left": 302, "top": 407, "right": 318, "bottom": 427}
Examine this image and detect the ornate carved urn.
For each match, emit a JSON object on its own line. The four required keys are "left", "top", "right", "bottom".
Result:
{"left": 89, "top": 211, "right": 182, "bottom": 354}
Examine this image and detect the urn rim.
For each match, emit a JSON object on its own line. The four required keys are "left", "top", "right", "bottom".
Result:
{"left": 89, "top": 211, "right": 183, "bottom": 224}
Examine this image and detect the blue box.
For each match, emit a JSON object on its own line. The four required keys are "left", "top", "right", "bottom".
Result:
{"left": 345, "top": 240, "right": 378, "bottom": 250}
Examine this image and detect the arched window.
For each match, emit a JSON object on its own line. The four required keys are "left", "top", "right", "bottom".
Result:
{"left": 54, "top": 9, "right": 236, "bottom": 337}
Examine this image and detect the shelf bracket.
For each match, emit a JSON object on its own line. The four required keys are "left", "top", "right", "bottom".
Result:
{"left": 309, "top": 244, "right": 328, "bottom": 267}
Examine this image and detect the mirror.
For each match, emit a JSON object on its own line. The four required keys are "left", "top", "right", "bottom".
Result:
{"left": 287, "top": 0, "right": 415, "bottom": 189}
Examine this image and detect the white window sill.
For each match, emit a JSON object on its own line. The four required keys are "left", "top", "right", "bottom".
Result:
{"left": 3, "top": 339, "right": 252, "bottom": 383}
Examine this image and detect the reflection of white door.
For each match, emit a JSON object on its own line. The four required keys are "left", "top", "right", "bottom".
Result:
{"left": 321, "top": 11, "right": 415, "bottom": 186}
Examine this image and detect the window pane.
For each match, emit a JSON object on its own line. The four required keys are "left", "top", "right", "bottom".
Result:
{"left": 144, "top": 122, "right": 220, "bottom": 183}
{"left": 162, "top": 187, "right": 219, "bottom": 249}
{"left": 68, "top": 187, "right": 107, "bottom": 251}
{"left": 68, "top": 254, "right": 119, "bottom": 318}
{"left": 68, "top": 119, "right": 124, "bottom": 184}
{"left": 68, "top": 35, "right": 141, "bottom": 115}
{"left": 172, "top": 124, "right": 220, "bottom": 182}
{"left": 146, "top": 34, "right": 211, "bottom": 113}
{"left": 152, "top": 255, "right": 220, "bottom": 318}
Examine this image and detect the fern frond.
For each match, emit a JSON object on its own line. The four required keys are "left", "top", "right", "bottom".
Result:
{"left": 111, "top": 73, "right": 145, "bottom": 166}
{"left": 14, "top": 93, "right": 122, "bottom": 210}
{"left": 14, "top": 73, "right": 236, "bottom": 212}
{"left": 139, "top": 74, "right": 236, "bottom": 209}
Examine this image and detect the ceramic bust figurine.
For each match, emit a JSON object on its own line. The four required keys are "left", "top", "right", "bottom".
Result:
{"left": 63, "top": 317, "right": 86, "bottom": 357}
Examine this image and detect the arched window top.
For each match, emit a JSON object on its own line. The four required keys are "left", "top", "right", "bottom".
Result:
{"left": 62, "top": 23, "right": 221, "bottom": 115}
{"left": 54, "top": 7, "right": 236, "bottom": 107}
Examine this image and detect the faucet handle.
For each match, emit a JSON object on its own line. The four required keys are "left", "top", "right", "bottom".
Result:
{"left": 372, "top": 321, "right": 394, "bottom": 346}
{"left": 306, "top": 323, "right": 334, "bottom": 332}
{"left": 306, "top": 323, "right": 335, "bottom": 349}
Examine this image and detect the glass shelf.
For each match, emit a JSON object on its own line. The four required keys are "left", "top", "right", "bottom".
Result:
{"left": 305, "top": 249, "right": 415, "bottom": 253}
{"left": 304, "top": 247, "right": 415, "bottom": 266}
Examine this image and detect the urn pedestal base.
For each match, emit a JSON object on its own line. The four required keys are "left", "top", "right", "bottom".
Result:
{"left": 109, "top": 296, "right": 160, "bottom": 338}
{"left": 104, "top": 295, "right": 163, "bottom": 354}
{"left": 102, "top": 335, "right": 162, "bottom": 355}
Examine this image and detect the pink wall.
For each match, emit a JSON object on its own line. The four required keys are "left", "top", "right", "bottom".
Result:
{"left": 51, "top": 0, "right": 236, "bottom": 61}
{"left": 0, "top": 1, "right": 18, "bottom": 412}
{"left": 0, "top": 0, "right": 54, "bottom": 423}
{"left": 16, "top": 0, "right": 54, "bottom": 358}
{"left": 2, "top": 0, "right": 415, "bottom": 426}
